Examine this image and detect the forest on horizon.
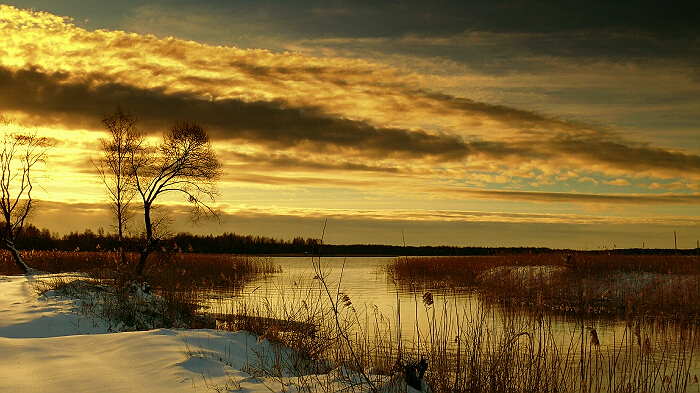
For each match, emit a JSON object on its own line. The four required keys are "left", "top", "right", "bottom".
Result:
{"left": 9, "top": 224, "right": 699, "bottom": 257}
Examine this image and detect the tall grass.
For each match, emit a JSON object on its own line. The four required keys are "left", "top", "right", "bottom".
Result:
{"left": 386, "top": 253, "right": 700, "bottom": 289}
{"left": 8, "top": 250, "right": 279, "bottom": 332}
{"left": 203, "top": 260, "right": 700, "bottom": 392}
{"left": 13, "top": 251, "right": 700, "bottom": 392}
{"left": 416, "top": 293, "right": 700, "bottom": 393}
{"left": 380, "top": 252, "right": 700, "bottom": 392}
{"left": 386, "top": 253, "right": 700, "bottom": 320}
{"left": 0, "top": 250, "right": 278, "bottom": 288}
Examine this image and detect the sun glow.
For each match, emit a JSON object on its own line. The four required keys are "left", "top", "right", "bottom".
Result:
{"left": 0, "top": 4, "right": 697, "bottom": 248}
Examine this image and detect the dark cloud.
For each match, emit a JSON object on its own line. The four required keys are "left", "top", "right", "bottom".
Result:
{"left": 418, "top": 90, "right": 590, "bottom": 132}
{"left": 478, "top": 133, "right": 700, "bottom": 175}
{"left": 200, "top": 1, "right": 698, "bottom": 39}
{"left": 407, "top": 90, "right": 700, "bottom": 175}
{"left": 13, "top": 1, "right": 696, "bottom": 40}
{"left": 552, "top": 136, "right": 700, "bottom": 174}
{"left": 0, "top": 66, "right": 469, "bottom": 161}
{"left": 3, "top": 65, "right": 700, "bottom": 177}
{"left": 468, "top": 137, "right": 700, "bottom": 176}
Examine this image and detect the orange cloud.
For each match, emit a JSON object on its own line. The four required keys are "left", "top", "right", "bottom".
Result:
{"left": 1, "top": 4, "right": 699, "bottom": 226}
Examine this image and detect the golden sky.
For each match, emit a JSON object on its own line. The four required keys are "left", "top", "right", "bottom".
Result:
{"left": 1, "top": 3, "right": 699, "bottom": 248}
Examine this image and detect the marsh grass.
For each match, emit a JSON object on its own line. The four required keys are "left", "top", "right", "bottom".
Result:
{"left": 387, "top": 253, "right": 700, "bottom": 287}
{"left": 412, "top": 284, "right": 700, "bottom": 393}
{"left": 387, "top": 253, "right": 700, "bottom": 320}
{"left": 383, "top": 252, "right": 700, "bottom": 392}
{"left": 0, "top": 250, "right": 278, "bottom": 289}
{"left": 210, "top": 272, "right": 374, "bottom": 374}
{"left": 18, "top": 251, "right": 279, "bottom": 332}
{"left": 199, "top": 264, "right": 700, "bottom": 392}
{"left": 32, "top": 274, "right": 209, "bottom": 330}
{"left": 16, "top": 251, "right": 700, "bottom": 392}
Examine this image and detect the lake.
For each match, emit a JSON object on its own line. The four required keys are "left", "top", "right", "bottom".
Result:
{"left": 208, "top": 256, "right": 700, "bottom": 392}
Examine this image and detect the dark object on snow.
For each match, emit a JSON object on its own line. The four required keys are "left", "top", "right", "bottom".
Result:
{"left": 404, "top": 356, "right": 428, "bottom": 391}
{"left": 130, "top": 281, "right": 151, "bottom": 294}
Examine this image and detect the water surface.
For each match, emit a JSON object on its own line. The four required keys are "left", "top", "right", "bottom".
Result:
{"left": 210, "top": 256, "right": 700, "bottom": 390}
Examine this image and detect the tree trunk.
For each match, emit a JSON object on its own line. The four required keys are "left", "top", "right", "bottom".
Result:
{"left": 135, "top": 203, "right": 154, "bottom": 277}
{"left": 117, "top": 206, "right": 126, "bottom": 265}
{"left": 117, "top": 223, "right": 128, "bottom": 267}
{"left": 135, "top": 245, "right": 152, "bottom": 277}
{"left": 3, "top": 240, "right": 33, "bottom": 275}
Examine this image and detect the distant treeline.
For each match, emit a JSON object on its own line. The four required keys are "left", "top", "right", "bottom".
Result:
{"left": 12, "top": 224, "right": 700, "bottom": 256}
{"left": 14, "top": 225, "right": 324, "bottom": 255}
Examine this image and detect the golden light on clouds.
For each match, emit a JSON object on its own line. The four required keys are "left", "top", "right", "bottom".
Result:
{"left": 0, "top": 4, "right": 698, "bottom": 248}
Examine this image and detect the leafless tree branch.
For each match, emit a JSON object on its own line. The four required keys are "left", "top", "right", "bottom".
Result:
{"left": 0, "top": 116, "right": 53, "bottom": 274}
{"left": 98, "top": 115, "right": 222, "bottom": 277}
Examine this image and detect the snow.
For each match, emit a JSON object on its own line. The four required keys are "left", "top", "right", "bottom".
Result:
{"left": 0, "top": 274, "right": 421, "bottom": 392}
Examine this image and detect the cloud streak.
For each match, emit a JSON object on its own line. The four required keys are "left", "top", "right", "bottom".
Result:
{"left": 2, "top": 64, "right": 699, "bottom": 182}
{"left": 0, "top": 66, "right": 468, "bottom": 161}
{"left": 0, "top": 4, "right": 699, "bottom": 246}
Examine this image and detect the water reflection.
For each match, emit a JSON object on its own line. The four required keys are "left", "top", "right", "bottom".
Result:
{"left": 207, "top": 256, "right": 700, "bottom": 391}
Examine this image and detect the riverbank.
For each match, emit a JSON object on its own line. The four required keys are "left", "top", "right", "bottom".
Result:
{"left": 0, "top": 274, "right": 419, "bottom": 393}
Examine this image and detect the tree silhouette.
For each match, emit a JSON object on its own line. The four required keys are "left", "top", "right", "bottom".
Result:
{"left": 94, "top": 108, "right": 140, "bottom": 264}
{"left": 0, "top": 117, "right": 53, "bottom": 274}
{"left": 129, "top": 121, "right": 223, "bottom": 276}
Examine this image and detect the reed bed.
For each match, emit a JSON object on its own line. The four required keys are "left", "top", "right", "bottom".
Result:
{"left": 33, "top": 273, "right": 213, "bottom": 331}
{"left": 378, "top": 252, "right": 700, "bottom": 391}
{"left": 0, "top": 250, "right": 278, "bottom": 289}
{"left": 204, "top": 265, "right": 700, "bottom": 393}
{"left": 386, "top": 252, "right": 700, "bottom": 288}
{"left": 6, "top": 250, "right": 279, "bottom": 333}
{"left": 386, "top": 253, "right": 700, "bottom": 319}
{"left": 11, "top": 251, "right": 700, "bottom": 392}
{"left": 418, "top": 294, "right": 700, "bottom": 393}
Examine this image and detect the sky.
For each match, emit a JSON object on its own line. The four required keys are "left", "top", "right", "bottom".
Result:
{"left": 0, "top": 1, "right": 698, "bottom": 249}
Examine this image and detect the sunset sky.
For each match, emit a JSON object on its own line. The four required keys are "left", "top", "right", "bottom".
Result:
{"left": 0, "top": 1, "right": 698, "bottom": 249}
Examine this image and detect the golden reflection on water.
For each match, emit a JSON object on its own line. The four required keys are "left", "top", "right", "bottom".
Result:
{"left": 204, "top": 256, "right": 700, "bottom": 391}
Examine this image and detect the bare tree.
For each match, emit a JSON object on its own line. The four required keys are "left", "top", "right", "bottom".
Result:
{"left": 0, "top": 117, "right": 53, "bottom": 274}
{"left": 130, "top": 121, "right": 222, "bottom": 276}
{"left": 94, "top": 109, "right": 141, "bottom": 263}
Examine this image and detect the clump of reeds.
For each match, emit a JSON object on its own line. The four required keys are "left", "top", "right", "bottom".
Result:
{"left": 32, "top": 274, "right": 210, "bottom": 331}
{"left": 0, "top": 250, "right": 278, "bottom": 292}
{"left": 382, "top": 252, "right": 700, "bottom": 392}
{"left": 0, "top": 250, "right": 128, "bottom": 275}
{"left": 15, "top": 250, "right": 280, "bottom": 333}
{"left": 387, "top": 253, "right": 700, "bottom": 322}
{"left": 387, "top": 252, "right": 700, "bottom": 289}
{"left": 415, "top": 293, "right": 700, "bottom": 393}
{"left": 141, "top": 252, "right": 280, "bottom": 291}
{"left": 385, "top": 252, "right": 565, "bottom": 292}
{"left": 476, "top": 265, "right": 700, "bottom": 321}
{"left": 385, "top": 255, "right": 501, "bottom": 291}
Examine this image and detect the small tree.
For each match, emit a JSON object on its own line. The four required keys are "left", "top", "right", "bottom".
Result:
{"left": 94, "top": 109, "right": 141, "bottom": 264}
{"left": 0, "top": 117, "right": 52, "bottom": 274}
{"left": 130, "top": 121, "right": 222, "bottom": 276}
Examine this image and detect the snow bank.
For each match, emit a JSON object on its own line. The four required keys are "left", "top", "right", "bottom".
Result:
{"left": 0, "top": 274, "right": 423, "bottom": 392}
